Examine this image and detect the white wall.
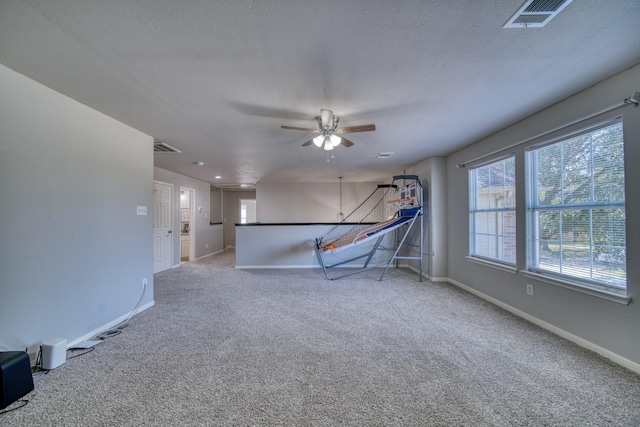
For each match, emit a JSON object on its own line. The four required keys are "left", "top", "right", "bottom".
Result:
{"left": 445, "top": 64, "right": 640, "bottom": 368}
{"left": 153, "top": 168, "right": 222, "bottom": 264}
{"left": 0, "top": 63, "right": 154, "bottom": 351}
{"left": 257, "top": 182, "right": 379, "bottom": 223}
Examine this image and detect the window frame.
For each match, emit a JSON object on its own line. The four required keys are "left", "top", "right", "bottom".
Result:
{"left": 468, "top": 155, "right": 517, "bottom": 267}
{"left": 524, "top": 118, "right": 627, "bottom": 295}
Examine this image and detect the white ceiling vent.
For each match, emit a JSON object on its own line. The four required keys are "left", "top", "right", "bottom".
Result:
{"left": 153, "top": 141, "right": 181, "bottom": 153}
{"left": 214, "top": 183, "right": 256, "bottom": 191}
{"left": 377, "top": 152, "right": 394, "bottom": 159}
{"left": 504, "top": 0, "right": 573, "bottom": 28}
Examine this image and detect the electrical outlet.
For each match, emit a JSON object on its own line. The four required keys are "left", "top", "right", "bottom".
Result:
{"left": 526, "top": 284, "right": 534, "bottom": 296}
{"left": 142, "top": 278, "right": 148, "bottom": 289}
{"left": 205, "top": 243, "right": 209, "bottom": 248}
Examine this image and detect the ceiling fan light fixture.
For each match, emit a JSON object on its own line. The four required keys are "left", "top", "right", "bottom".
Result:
{"left": 323, "top": 139, "right": 334, "bottom": 151}
{"left": 330, "top": 134, "right": 341, "bottom": 147}
{"left": 320, "top": 109, "right": 333, "bottom": 128}
{"left": 313, "top": 135, "right": 324, "bottom": 147}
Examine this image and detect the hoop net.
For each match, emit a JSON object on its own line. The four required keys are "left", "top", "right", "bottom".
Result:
{"left": 317, "top": 180, "right": 419, "bottom": 253}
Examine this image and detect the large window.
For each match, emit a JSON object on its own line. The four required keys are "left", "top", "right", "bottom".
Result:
{"left": 525, "top": 120, "right": 626, "bottom": 291}
{"left": 469, "top": 156, "right": 516, "bottom": 264}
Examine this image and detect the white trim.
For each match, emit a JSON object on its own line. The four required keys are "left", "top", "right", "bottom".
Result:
{"left": 237, "top": 264, "right": 319, "bottom": 269}
{"left": 522, "top": 271, "right": 631, "bottom": 305}
{"left": 66, "top": 300, "right": 155, "bottom": 349}
{"left": 195, "top": 249, "right": 224, "bottom": 261}
{"left": 446, "top": 277, "right": 640, "bottom": 375}
{"left": 466, "top": 256, "right": 518, "bottom": 274}
{"left": 179, "top": 186, "right": 196, "bottom": 262}
{"left": 236, "top": 264, "right": 365, "bottom": 269}
{"left": 153, "top": 180, "right": 174, "bottom": 274}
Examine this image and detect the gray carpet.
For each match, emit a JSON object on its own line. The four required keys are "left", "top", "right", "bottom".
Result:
{"left": 3, "top": 250, "right": 640, "bottom": 426}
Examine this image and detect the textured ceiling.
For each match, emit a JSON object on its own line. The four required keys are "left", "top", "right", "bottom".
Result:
{"left": 1, "top": 0, "right": 639, "bottom": 185}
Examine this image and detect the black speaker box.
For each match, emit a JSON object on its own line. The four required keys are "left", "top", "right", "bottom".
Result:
{"left": 0, "top": 351, "right": 34, "bottom": 409}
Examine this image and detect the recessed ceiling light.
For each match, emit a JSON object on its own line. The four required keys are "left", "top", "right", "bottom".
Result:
{"left": 215, "top": 176, "right": 222, "bottom": 179}
{"left": 193, "top": 161, "right": 204, "bottom": 166}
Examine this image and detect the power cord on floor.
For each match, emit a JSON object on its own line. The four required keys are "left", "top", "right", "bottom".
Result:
{"left": 66, "top": 346, "right": 95, "bottom": 359}
{"left": 90, "top": 281, "right": 146, "bottom": 341}
{"left": 0, "top": 399, "right": 29, "bottom": 414}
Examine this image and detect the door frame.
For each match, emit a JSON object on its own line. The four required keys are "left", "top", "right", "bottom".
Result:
{"left": 153, "top": 180, "right": 174, "bottom": 273}
{"left": 180, "top": 187, "right": 196, "bottom": 262}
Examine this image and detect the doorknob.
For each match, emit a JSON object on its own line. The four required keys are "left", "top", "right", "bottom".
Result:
{"left": 168, "top": 230, "right": 172, "bottom": 234}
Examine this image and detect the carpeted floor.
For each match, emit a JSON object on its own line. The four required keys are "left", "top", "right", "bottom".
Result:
{"left": 3, "top": 250, "right": 640, "bottom": 426}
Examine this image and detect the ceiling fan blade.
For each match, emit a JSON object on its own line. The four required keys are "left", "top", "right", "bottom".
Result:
{"left": 301, "top": 140, "right": 313, "bottom": 146}
{"left": 340, "top": 137, "right": 354, "bottom": 147}
{"left": 320, "top": 109, "right": 333, "bottom": 128}
{"left": 337, "top": 124, "right": 376, "bottom": 134}
{"left": 281, "top": 125, "right": 319, "bottom": 132}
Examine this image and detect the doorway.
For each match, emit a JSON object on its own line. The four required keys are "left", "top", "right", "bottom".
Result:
{"left": 180, "top": 188, "right": 195, "bottom": 262}
{"left": 153, "top": 181, "right": 173, "bottom": 273}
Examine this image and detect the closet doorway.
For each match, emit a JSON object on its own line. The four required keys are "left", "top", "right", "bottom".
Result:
{"left": 180, "top": 188, "right": 195, "bottom": 262}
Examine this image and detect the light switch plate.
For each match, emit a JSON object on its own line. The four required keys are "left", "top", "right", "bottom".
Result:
{"left": 136, "top": 206, "right": 147, "bottom": 215}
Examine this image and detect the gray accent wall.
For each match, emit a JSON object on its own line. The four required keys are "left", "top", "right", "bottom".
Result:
{"left": 445, "top": 65, "right": 640, "bottom": 368}
{"left": 222, "top": 190, "right": 256, "bottom": 248}
{"left": 257, "top": 182, "right": 379, "bottom": 223}
{"left": 0, "top": 63, "right": 154, "bottom": 350}
{"left": 403, "top": 158, "right": 447, "bottom": 280}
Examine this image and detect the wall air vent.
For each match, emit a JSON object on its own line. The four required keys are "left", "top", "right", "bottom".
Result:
{"left": 504, "top": 0, "right": 573, "bottom": 28}
{"left": 153, "top": 141, "right": 181, "bottom": 153}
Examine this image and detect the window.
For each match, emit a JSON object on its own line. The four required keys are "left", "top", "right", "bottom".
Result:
{"left": 469, "top": 156, "right": 516, "bottom": 264}
{"left": 239, "top": 199, "right": 256, "bottom": 224}
{"left": 525, "top": 120, "right": 626, "bottom": 291}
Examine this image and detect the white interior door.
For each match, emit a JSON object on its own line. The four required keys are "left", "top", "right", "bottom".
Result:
{"left": 153, "top": 181, "right": 173, "bottom": 273}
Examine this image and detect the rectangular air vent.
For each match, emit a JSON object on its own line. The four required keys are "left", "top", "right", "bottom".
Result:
{"left": 377, "top": 152, "right": 394, "bottom": 159}
{"left": 214, "top": 183, "right": 256, "bottom": 190}
{"left": 153, "top": 141, "right": 181, "bottom": 153}
{"left": 504, "top": 0, "right": 573, "bottom": 28}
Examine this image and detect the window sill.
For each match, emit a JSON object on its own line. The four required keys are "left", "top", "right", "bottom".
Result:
{"left": 466, "top": 256, "right": 518, "bottom": 274}
{"left": 522, "top": 270, "right": 631, "bottom": 305}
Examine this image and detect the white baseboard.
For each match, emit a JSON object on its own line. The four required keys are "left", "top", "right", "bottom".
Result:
{"left": 403, "top": 264, "right": 447, "bottom": 282}
{"left": 447, "top": 277, "right": 640, "bottom": 375}
{"left": 237, "top": 264, "right": 319, "bottom": 269}
{"left": 195, "top": 249, "right": 224, "bottom": 261}
{"left": 66, "top": 300, "right": 155, "bottom": 349}
{"left": 236, "top": 263, "right": 376, "bottom": 269}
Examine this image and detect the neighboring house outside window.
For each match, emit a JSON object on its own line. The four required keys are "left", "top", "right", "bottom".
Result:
{"left": 469, "top": 156, "right": 516, "bottom": 264}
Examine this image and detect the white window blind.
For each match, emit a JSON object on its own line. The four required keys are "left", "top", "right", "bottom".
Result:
{"left": 526, "top": 120, "right": 626, "bottom": 290}
{"left": 469, "top": 156, "right": 516, "bottom": 264}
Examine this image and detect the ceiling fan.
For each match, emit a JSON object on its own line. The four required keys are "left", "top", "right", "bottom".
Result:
{"left": 281, "top": 109, "right": 375, "bottom": 151}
